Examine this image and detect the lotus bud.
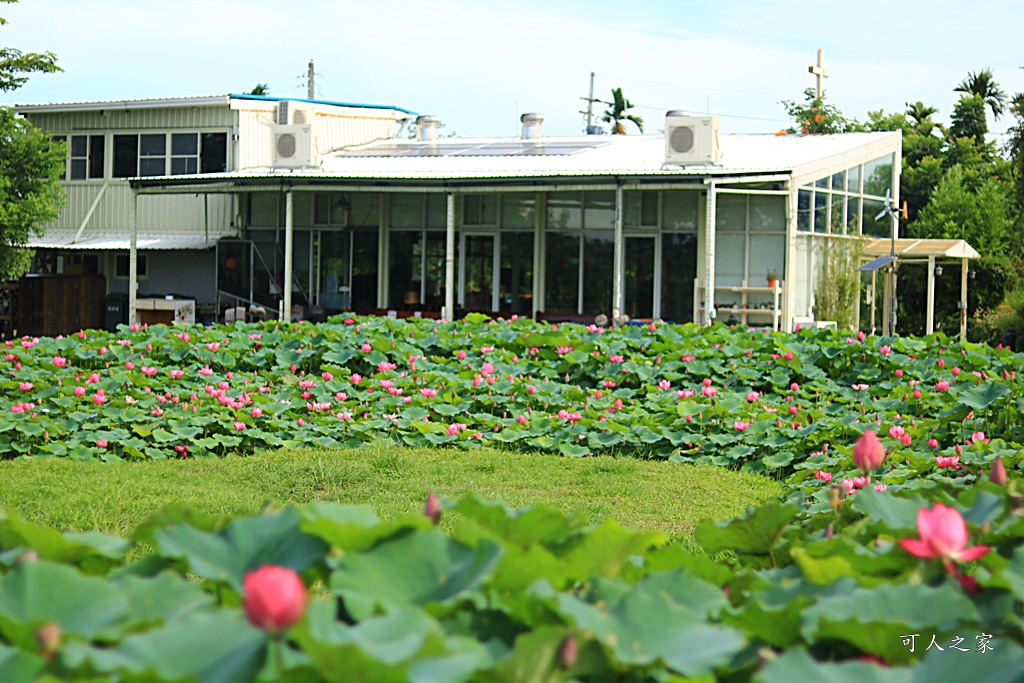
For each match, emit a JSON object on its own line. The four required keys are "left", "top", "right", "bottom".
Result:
{"left": 242, "top": 566, "right": 308, "bottom": 634}
{"left": 425, "top": 491, "right": 442, "bottom": 525}
{"left": 824, "top": 524, "right": 834, "bottom": 538}
{"left": 990, "top": 457, "right": 1007, "bottom": 486}
{"left": 35, "top": 623, "right": 60, "bottom": 661}
{"left": 559, "top": 634, "right": 578, "bottom": 669}
{"left": 852, "top": 430, "right": 885, "bottom": 473}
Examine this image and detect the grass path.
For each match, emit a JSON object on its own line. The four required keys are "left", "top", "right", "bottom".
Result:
{"left": 0, "top": 447, "right": 781, "bottom": 549}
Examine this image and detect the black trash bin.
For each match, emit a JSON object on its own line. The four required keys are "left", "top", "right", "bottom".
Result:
{"left": 105, "top": 292, "right": 129, "bottom": 331}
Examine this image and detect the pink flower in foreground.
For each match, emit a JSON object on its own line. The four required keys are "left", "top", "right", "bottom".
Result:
{"left": 92, "top": 393, "right": 106, "bottom": 405}
{"left": 233, "top": 421, "right": 246, "bottom": 431}
{"left": 990, "top": 457, "right": 1007, "bottom": 486}
{"left": 936, "top": 455, "right": 959, "bottom": 468}
{"left": 18, "top": 382, "right": 32, "bottom": 391}
{"left": 783, "top": 352, "right": 794, "bottom": 361}
{"left": 420, "top": 387, "right": 437, "bottom": 398}
{"left": 198, "top": 366, "right": 213, "bottom": 377}
{"left": 206, "top": 342, "right": 220, "bottom": 353}
{"left": 95, "top": 440, "right": 108, "bottom": 448}
{"left": 350, "top": 373, "right": 362, "bottom": 385}
{"left": 702, "top": 386, "right": 718, "bottom": 397}
{"left": 928, "top": 438, "right": 939, "bottom": 450}
{"left": 899, "top": 503, "right": 990, "bottom": 572}
{"left": 853, "top": 429, "right": 886, "bottom": 473}
{"left": 73, "top": 386, "right": 85, "bottom": 397}
{"left": 243, "top": 566, "right": 308, "bottom": 634}
{"left": 169, "top": 369, "right": 185, "bottom": 379}
{"left": 888, "top": 425, "right": 905, "bottom": 440}
{"left": 733, "top": 420, "right": 750, "bottom": 432}
{"left": 969, "top": 431, "right": 990, "bottom": 445}
{"left": 677, "top": 389, "right": 695, "bottom": 399}
{"left": 658, "top": 379, "right": 671, "bottom": 390}
{"left": 141, "top": 366, "right": 157, "bottom": 376}
{"left": 936, "top": 380, "right": 950, "bottom": 392}
{"left": 746, "top": 391, "right": 760, "bottom": 402}
{"left": 814, "top": 470, "right": 833, "bottom": 483}
{"left": 52, "top": 356, "right": 67, "bottom": 368}
{"left": 880, "top": 345, "right": 891, "bottom": 356}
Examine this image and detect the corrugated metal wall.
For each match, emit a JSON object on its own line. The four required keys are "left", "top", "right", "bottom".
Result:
{"left": 38, "top": 183, "right": 233, "bottom": 234}
{"left": 234, "top": 101, "right": 406, "bottom": 169}
{"left": 24, "top": 105, "right": 234, "bottom": 132}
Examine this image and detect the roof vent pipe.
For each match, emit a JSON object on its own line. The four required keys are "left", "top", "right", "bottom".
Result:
{"left": 416, "top": 115, "right": 441, "bottom": 142}
{"left": 521, "top": 113, "right": 544, "bottom": 139}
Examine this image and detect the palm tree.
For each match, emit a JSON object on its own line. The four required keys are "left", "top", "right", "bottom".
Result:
{"left": 248, "top": 83, "right": 270, "bottom": 96}
{"left": 905, "top": 101, "right": 937, "bottom": 126}
{"left": 954, "top": 69, "right": 1007, "bottom": 120}
{"left": 1011, "top": 93, "right": 1024, "bottom": 118}
{"left": 600, "top": 88, "right": 644, "bottom": 134}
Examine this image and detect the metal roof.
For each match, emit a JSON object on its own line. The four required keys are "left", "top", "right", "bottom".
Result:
{"left": 28, "top": 231, "right": 229, "bottom": 250}
{"left": 131, "top": 131, "right": 899, "bottom": 188}
{"left": 864, "top": 238, "right": 980, "bottom": 259}
{"left": 14, "top": 93, "right": 415, "bottom": 116}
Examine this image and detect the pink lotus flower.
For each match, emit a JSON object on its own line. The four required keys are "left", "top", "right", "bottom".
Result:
{"left": 151, "top": 407, "right": 164, "bottom": 417}
{"left": 936, "top": 380, "right": 950, "bottom": 392}
{"left": 851, "top": 476, "right": 869, "bottom": 488}
{"left": 233, "top": 421, "right": 246, "bottom": 431}
{"left": 338, "top": 412, "right": 353, "bottom": 421}
{"left": 555, "top": 346, "right": 573, "bottom": 355}
{"left": 680, "top": 354, "right": 696, "bottom": 362}
{"left": 677, "top": 389, "right": 695, "bottom": 398}
{"left": 790, "top": 382, "right": 800, "bottom": 392}
{"left": 658, "top": 379, "right": 671, "bottom": 390}
{"left": 52, "top": 356, "right": 67, "bottom": 368}
{"left": 733, "top": 420, "right": 750, "bottom": 431}
{"left": 124, "top": 361, "right": 135, "bottom": 370}
{"left": 446, "top": 423, "right": 461, "bottom": 436}
{"left": 243, "top": 566, "right": 308, "bottom": 634}
{"left": 990, "top": 457, "right": 1007, "bottom": 485}
{"left": 702, "top": 378, "right": 713, "bottom": 387}
{"left": 888, "top": 425, "right": 905, "bottom": 440}
{"left": 92, "top": 393, "right": 106, "bottom": 405}
{"left": 874, "top": 483, "right": 887, "bottom": 492}
{"left": 321, "top": 371, "right": 334, "bottom": 381}
{"left": 895, "top": 369, "right": 903, "bottom": 378}
{"left": 936, "top": 455, "right": 960, "bottom": 468}
{"left": 602, "top": 380, "right": 617, "bottom": 389}
{"left": 899, "top": 503, "right": 990, "bottom": 572}
{"left": 18, "top": 382, "right": 32, "bottom": 391}
{"left": 73, "top": 386, "right": 85, "bottom": 397}
{"left": 457, "top": 350, "right": 467, "bottom": 360}
{"left": 857, "top": 330, "right": 866, "bottom": 341}
{"left": 251, "top": 407, "right": 263, "bottom": 418}
{"left": 142, "top": 366, "right": 157, "bottom": 376}
{"left": 169, "top": 369, "right": 185, "bottom": 379}
{"left": 814, "top": 470, "right": 833, "bottom": 483}
{"left": 198, "top": 366, "right": 213, "bottom": 376}
{"left": 784, "top": 352, "right": 794, "bottom": 361}
{"left": 912, "top": 389, "right": 922, "bottom": 399}
{"left": 420, "top": 387, "right": 437, "bottom": 398}
{"left": 516, "top": 414, "right": 528, "bottom": 424}
{"left": 969, "top": 431, "right": 990, "bottom": 445}
{"left": 350, "top": 373, "right": 362, "bottom": 384}
{"left": 608, "top": 354, "right": 625, "bottom": 363}
{"left": 853, "top": 429, "right": 886, "bottom": 473}
{"left": 335, "top": 392, "right": 348, "bottom": 402}
{"left": 937, "top": 358, "right": 945, "bottom": 368}
{"left": 702, "top": 386, "right": 717, "bottom": 397}
{"left": 206, "top": 342, "right": 221, "bottom": 352}
{"left": 928, "top": 438, "right": 939, "bottom": 450}
{"left": 528, "top": 385, "right": 537, "bottom": 395}
{"left": 299, "top": 380, "right": 315, "bottom": 389}
{"left": 880, "top": 345, "right": 891, "bottom": 356}
{"left": 95, "top": 440, "right": 108, "bottom": 448}
{"left": 746, "top": 391, "right": 760, "bottom": 402}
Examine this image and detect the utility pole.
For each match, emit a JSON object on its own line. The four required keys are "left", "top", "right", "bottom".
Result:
{"left": 579, "top": 71, "right": 599, "bottom": 134}
{"left": 307, "top": 60, "right": 315, "bottom": 100}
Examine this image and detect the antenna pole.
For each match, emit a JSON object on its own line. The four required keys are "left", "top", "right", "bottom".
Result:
{"left": 579, "top": 72, "right": 598, "bottom": 134}
{"left": 307, "top": 60, "right": 315, "bottom": 100}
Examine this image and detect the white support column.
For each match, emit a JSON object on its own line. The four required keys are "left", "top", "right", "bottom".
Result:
{"left": 703, "top": 181, "right": 717, "bottom": 326}
{"left": 445, "top": 192, "right": 455, "bottom": 320}
{"left": 377, "top": 194, "right": 388, "bottom": 309}
{"left": 283, "top": 189, "right": 294, "bottom": 321}
{"left": 960, "top": 258, "right": 968, "bottom": 339}
{"left": 129, "top": 189, "right": 138, "bottom": 326}
{"left": 926, "top": 255, "right": 936, "bottom": 335}
{"left": 612, "top": 181, "right": 624, "bottom": 325}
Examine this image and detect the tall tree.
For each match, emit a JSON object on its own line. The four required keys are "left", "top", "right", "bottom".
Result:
{"left": 248, "top": 83, "right": 270, "bottom": 95}
{"left": 0, "top": 0, "right": 66, "bottom": 279}
{"left": 600, "top": 88, "right": 643, "bottom": 134}
{"left": 954, "top": 68, "right": 1007, "bottom": 121}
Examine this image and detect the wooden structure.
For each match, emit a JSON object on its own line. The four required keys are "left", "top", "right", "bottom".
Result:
{"left": 18, "top": 275, "right": 105, "bottom": 337}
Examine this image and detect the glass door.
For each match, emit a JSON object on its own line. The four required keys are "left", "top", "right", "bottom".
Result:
{"left": 460, "top": 234, "right": 495, "bottom": 312}
{"left": 625, "top": 236, "right": 655, "bottom": 319}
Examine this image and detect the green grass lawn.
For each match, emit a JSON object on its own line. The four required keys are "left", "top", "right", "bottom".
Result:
{"left": 0, "top": 447, "right": 780, "bottom": 549}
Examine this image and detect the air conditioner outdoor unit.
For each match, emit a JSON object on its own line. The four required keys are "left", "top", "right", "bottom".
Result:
{"left": 277, "top": 101, "right": 313, "bottom": 125}
{"left": 664, "top": 113, "right": 721, "bottom": 165}
{"left": 273, "top": 125, "right": 318, "bottom": 168}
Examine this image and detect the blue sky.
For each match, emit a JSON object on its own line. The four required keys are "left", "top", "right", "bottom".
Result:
{"left": 4, "top": 0, "right": 1023, "bottom": 140}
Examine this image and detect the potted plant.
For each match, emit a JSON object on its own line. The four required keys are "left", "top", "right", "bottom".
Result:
{"left": 766, "top": 269, "right": 779, "bottom": 288}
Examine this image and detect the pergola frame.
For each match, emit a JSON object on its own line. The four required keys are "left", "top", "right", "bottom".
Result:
{"left": 862, "top": 238, "right": 981, "bottom": 338}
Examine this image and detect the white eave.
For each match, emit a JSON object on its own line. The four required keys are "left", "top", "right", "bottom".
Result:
{"left": 13, "top": 95, "right": 233, "bottom": 115}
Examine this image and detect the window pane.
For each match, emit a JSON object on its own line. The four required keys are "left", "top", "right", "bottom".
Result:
{"left": 717, "top": 194, "right": 746, "bottom": 231}
{"left": 749, "top": 196, "right": 785, "bottom": 232}
{"left": 499, "top": 232, "right": 533, "bottom": 314}
{"left": 848, "top": 164, "right": 862, "bottom": 194}
{"left": 139, "top": 134, "right": 165, "bottom": 156}
{"left": 623, "top": 191, "right": 641, "bottom": 227}
{"left": 88, "top": 136, "right": 104, "bottom": 179}
{"left": 832, "top": 170, "right": 846, "bottom": 191}
{"left": 391, "top": 194, "right": 423, "bottom": 229}
{"left": 313, "top": 194, "right": 331, "bottom": 225}
{"left": 423, "top": 232, "right": 448, "bottom": 310}
{"left": 715, "top": 233, "right": 745, "bottom": 288}
{"left": 797, "top": 189, "right": 812, "bottom": 232}
{"left": 389, "top": 231, "right": 422, "bottom": 309}
{"left": 863, "top": 155, "right": 893, "bottom": 197}
{"left": 546, "top": 192, "right": 582, "bottom": 230}
{"left": 848, "top": 197, "right": 862, "bottom": 234}
{"left": 661, "top": 233, "right": 697, "bottom": 323}
{"left": 139, "top": 158, "right": 165, "bottom": 176}
{"left": 463, "top": 195, "right": 481, "bottom": 225}
{"left": 624, "top": 236, "right": 654, "bottom": 318}
{"left": 500, "top": 194, "right": 535, "bottom": 229}
{"left": 862, "top": 198, "right": 889, "bottom": 237}
{"left": 582, "top": 231, "right": 613, "bottom": 315}
{"left": 351, "top": 231, "right": 379, "bottom": 310}
{"left": 426, "top": 193, "right": 447, "bottom": 229}
{"left": 71, "top": 135, "right": 87, "bottom": 157}
{"left": 749, "top": 234, "right": 785, "bottom": 288}
{"left": 640, "top": 190, "right": 659, "bottom": 226}
{"left": 584, "top": 191, "right": 614, "bottom": 229}
{"left": 815, "top": 177, "right": 829, "bottom": 189}
{"left": 662, "top": 191, "right": 698, "bottom": 231}
{"left": 462, "top": 235, "right": 494, "bottom": 311}
{"left": 481, "top": 194, "right": 498, "bottom": 225}
{"left": 544, "top": 232, "right": 579, "bottom": 312}
{"left": 170, "top": 157, "right": 197, "bottom": 175}
{"left": 318, "top": 230, "right": 350, "bottom": 312}
{"left": 171, "top": 133, "right": 198, "bottom": 156}
{"left": 348, "top": 193, "right": 379, "bottom": 227}
{"left": 113, "top": 135, "right": 138, "bottom": 178}
{"left": 70, "top": 159, "right": 87, "bottom": 180}
{"left": 814, "top": 192, "right": 827, "bottom": 233}
{"left": 200, "top": 133, "right": 227, "bottom": 173}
